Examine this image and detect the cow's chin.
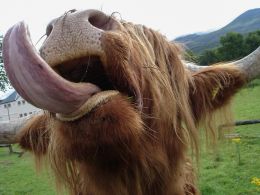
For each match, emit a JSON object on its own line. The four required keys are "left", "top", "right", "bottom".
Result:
{"left": 51, "top": 93, "right": 143, "bottom": 163}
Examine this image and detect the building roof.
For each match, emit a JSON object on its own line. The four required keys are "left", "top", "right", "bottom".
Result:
{"left": 0, "top": 90, "right": 19, "bottom": 104}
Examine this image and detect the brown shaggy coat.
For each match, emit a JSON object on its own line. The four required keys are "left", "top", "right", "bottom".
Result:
{"left": 17, "top": 20, "right": 246, "bottom": 195}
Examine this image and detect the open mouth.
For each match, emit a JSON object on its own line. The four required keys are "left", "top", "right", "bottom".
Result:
{"left": 53, "top": 55, "right": 140, "bottom": 121}
{"left": 55, "top": 56, "right": 138, "bottom": 101}
{"left": 55, "top": 56, "right": 114, "bottom": 91}
{"left": 53, "top": 56, "right": 122, "bottom": 121}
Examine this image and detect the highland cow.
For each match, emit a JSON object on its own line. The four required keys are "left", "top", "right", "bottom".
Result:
{"left": 2, "top": 9, "right": 260, "bottom": 195}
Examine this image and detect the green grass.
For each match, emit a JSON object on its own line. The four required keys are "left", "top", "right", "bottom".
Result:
{"left": 199, "top": 79, "right": 260, "bottom": 195}
{"left": 0, "top": 80, "right": 259, "bottom": 195}
{"left": 0, "top": 148, "right": 56, "bottom": 195}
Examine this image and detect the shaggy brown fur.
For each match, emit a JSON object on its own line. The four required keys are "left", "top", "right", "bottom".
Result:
{"left": 17, "top": 19, "right": 247, "bottom": 195}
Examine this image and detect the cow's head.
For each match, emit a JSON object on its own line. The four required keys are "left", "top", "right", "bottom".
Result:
{"left": 4, "top": 8, "right": 194, "bottom": 147}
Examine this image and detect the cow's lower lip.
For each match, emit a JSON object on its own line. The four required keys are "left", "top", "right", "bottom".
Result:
{"left": 56, "top": 90, "right": 120, "bottom": 121}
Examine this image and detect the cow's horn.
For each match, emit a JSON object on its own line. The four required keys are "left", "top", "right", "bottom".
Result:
{"left": 184, "top": 47, "right": 260, "bottom": 81}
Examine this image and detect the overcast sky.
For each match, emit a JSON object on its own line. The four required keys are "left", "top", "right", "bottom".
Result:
{"left": 1, "top": 0, "right": 259, "bottom": 42}
{"left": 0, "top": 0, "right": 259, "bottom": 96}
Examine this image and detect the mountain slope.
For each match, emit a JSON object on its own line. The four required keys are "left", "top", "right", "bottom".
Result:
{"left": 175, "top": 8, "right": 260, "bottom": 54}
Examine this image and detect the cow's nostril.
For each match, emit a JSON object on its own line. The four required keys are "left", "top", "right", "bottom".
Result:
{"left": 45, "top": 9, "right": 77, "bottom": 37}
{"left": 68, "top": 9, "right": 77, "bottom": 14}
{"left": 88, "top": 12, "right": 117, "bottom": 31}
{"left": 46, "top": 23, "right": 53, "bottom": 37}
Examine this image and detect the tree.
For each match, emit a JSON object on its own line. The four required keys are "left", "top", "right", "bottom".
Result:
{"left": 198, "top": 49, "right": 219, "bottom": 65}
{"left": 0, "top": 35, "right": 10, "bottom": 91}
{"left": 196, "top": 30, "right": 260, "bottom": 65}
{"left": 217, "top": 32, "right": 245, "bottom": 61}
{"left": 244, "top": 30, "right": 260, "bottom": 54}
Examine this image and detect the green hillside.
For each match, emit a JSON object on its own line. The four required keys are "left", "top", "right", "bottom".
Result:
{"left": 175, "top": 8, "right": 260, "bottom": 54}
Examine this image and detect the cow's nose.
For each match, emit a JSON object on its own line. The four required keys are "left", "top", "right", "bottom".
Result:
{"left": 40, "top": 9, "right": 120, "bottom": 66}
{"left": 45, "top": 9, "right": 118, "bottom": 37}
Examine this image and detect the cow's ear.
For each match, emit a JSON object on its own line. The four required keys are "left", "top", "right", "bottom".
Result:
{"left": 17, "top": 113, "right": 50, "bottom": 156}
{"left": 189, "top": 65, "right": 246, "bottom": 124}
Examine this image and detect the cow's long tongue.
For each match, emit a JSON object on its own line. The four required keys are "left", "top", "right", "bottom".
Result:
{"left": 3, "top": 22, "right": 101, "bottom": 114}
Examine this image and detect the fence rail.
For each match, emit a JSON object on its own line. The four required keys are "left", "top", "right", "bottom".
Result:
{"left": 220, "top": 120, "right": 260, "bottom": 128}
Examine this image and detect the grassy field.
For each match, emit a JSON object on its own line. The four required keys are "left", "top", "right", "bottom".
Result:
{"left": 0, "top": 79, "right": 259, "bottom": 195}
{"left": 199, "top": 79, "right": 260, "bottom": 195}
{"left": 0, "top": 150, "right": 55, "bottom": 195}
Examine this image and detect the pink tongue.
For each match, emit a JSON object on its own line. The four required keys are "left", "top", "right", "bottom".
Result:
{"left": 3, "top": 22, "right": 101, "bottom": 114}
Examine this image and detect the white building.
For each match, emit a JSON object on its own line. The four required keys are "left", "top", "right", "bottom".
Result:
{"left": 0, "top": 90, "right": 41, "bottom": 122}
